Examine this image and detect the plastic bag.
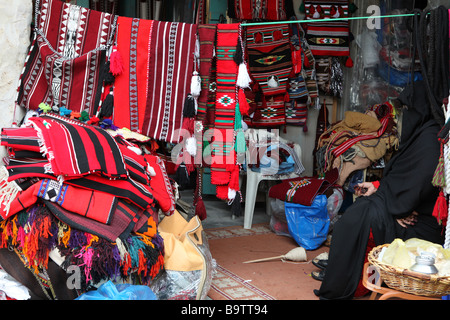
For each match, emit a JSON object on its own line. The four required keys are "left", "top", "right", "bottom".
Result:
{"left": 284, "top": 195, "right": 330, "bottom": 250}
{"left": 326, "top": 188, "right": 343, "bottom": 221}
{"left": 152, "top": 211, "right": 214, "bottom": 300}
{"left": 76, "top": 281, "right": 157, "bottom": 300}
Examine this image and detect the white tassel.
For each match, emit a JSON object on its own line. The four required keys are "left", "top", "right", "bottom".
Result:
{"left": 146, "top": 164, "right": 156, "bottom": 177}
{"left": 127, "top": 145, "right": 142, "bottom": 155}
{"left": 237, "top": 63, "right": 252, "bottom": 89}
{"left": 190, "top": 71, "right": 202, "bottom": 97}
{"left": 185, "top": 136, "right": 197, "bottom": 156}
{"left": 0, "top": 166, "right": 21, "bottom": 217}
{"left": 195, "top": 37, "right": 200, "bottom": 59}
{"left": 267, "top": 76, "right": 279, "bottom": 88}
{"left": 228, "top": 187, "right": 236, "bottom": 200}
{"left": 313, "top": 5, "right": 320, "bottom": 18}
{"left": 115, "top": 238, "right": 128, "bottom": 260}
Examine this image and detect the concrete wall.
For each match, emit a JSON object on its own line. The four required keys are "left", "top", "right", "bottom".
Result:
{"left": 0, "top": 0, "right": 33, "bottom": 158}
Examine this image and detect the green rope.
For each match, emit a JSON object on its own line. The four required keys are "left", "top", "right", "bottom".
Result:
{"left": 240, "top": 13, "right": 415, "bottom": 26}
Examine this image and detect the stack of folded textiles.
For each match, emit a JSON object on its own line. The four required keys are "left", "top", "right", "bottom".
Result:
{"left": 0, "top": 113, "right": 175, "bottom": 294}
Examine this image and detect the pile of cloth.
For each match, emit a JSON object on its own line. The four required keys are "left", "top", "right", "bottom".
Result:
{"left": 315, "top": 101, "right": 399, "bottom": 180}
{"left": 0, "top": 113, "right": 175, "bottom": 296}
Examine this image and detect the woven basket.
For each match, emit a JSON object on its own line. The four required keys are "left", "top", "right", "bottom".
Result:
{"left": 368, "top": 244, "right": 450, "bottom": 297}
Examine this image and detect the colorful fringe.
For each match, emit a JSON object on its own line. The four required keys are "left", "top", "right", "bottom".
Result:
{"left": 0, "top": 202, "right": 164, "bottom": 293}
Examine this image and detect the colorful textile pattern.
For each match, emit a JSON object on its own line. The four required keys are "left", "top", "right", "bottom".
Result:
{"left": 210, "top": 23, "right": 240, "bottom": 200}
{"left": 246, "top": 24, "right": 293, "bottom": 127}
{"left": 246, "top": 24, "right": 292, "bottom": 95}
{"left": 304, "top": 0, "right": 349, "bottom": 19}
{"left": 196, "top": 24, "right": 218, "bottom": 125}
{"left": 317, "top": 104, "right": 399, "bottom": 173}
{"left": 113, "top": 16, "right": 153, "bottom": 132}
{"left": 268, "top": 168, "right": 338, "bottom": 206}
{"left": 0, "top": 203, "right": 164, "bottom": 293}
{"left": 285, "top": 98, "right": 308, "bottom": 126}
{"left": 304, "top": 0, "right": 350, "bottom": 57}
{"left": 305, "top": 20, "right": 351, "bottom": 57}
{"left": 141, "top": 21, "right": 197, "bottom": 143}
{"left": 28, "top": 115, "right": 127, "bottom": 180}
{"left": 16, "top": 0, "right": 115, "bottom": 114}
{"left": 0, "top": 115, "right": 175, "bottom": 220}
{"left": 228, "top": 0, "right": 295, "bottom": 21}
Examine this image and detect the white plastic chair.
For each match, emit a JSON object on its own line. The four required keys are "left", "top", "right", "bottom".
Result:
{"left": 243, "top": 128, "right": 304, "bottom": 229}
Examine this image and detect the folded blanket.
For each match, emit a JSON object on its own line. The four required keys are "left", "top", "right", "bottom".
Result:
{"left": 268, "top": 168, "right": 338, "bottom": 205}
{"left": 28, "top": 115, "right": 128, "bottom": 181}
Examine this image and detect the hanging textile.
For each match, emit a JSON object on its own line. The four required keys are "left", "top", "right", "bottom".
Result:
{"left": 304, "top": 0, "right": 352, "bottom": 68}
{"left": 285, "top": 97, "right": 308, "bottom": 127}
{"left": 196, "top": 24, "right": 218, "bottom": 125}
{"left": 210, "top": 23, "right": 240, "bottom": 201}
{"left": 245, "top": 23, "right": 293, "bottom": 127}
{"left": 113, "top": 16, "right": 153, "bottom": 132}
{"left": 16, "top": 0, "right": 116, "bottom": 114}
{"left": 227, "top": 0, "right": 295, "bottom": 21}
{"left": 140, "top": 21, "right": 198, "bottom": 143}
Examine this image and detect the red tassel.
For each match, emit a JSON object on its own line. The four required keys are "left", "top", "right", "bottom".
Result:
{"left": 432, "top": 191, "right": 448, "bottom": 226}
{"left": 228, "top": 166, "right": 240, "bottom": 191}
{"left": 195, "top": 197, "right": 207, "bottom": 220}
{"left": 110, "top": 45, "right": 124, "bottom": 76}
{"left": 273, "top": 30, "right": 283, "bottom": 40}
{"left": 215, "top": 185, "right": 229, "bottom": 200}
{"left": 255, "top": 32, "right": 263, "bottom": 43}
{"left": 238, "top": 89, "right": 250, "bottom": 116}
{"left": 182, "top": 116, "right": 195, "bottom": 134}
{"left": 345, "top": 56, "right": 354, "bottom": 68}
{"left": 292, "top": 50, "right": 302, "bottom": 74}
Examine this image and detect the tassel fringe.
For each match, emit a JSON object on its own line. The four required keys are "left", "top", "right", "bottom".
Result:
{"left": 0, "top": 203, "right": 164, "bottom": 293}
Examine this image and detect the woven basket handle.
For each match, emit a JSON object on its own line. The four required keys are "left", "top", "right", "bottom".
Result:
{"left": 402, "top": 269, "right": 438, "bottom": 281}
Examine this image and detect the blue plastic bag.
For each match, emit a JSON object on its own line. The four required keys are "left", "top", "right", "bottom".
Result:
{"left": 284, "top": 195, "right": 330, "bottom": 250}
{"left": 76, "top": 280, "right": 157, "bottom": 300}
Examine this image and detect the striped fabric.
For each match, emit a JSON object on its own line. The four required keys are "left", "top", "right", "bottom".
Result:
{"left": 285, "top": 98, "right": 308, "bottom": 126}
{"left": 210, "top": 24, "right": 240, "bottom": 198}
{"left": 196, "top": 24, "right": 218, "bottom": 125}
{"left": 246, "top": 24, "right": 292, "bottom": 96}
{"left": 16, "top": 0, "right": 115, "bottom": 114}
{"left": 251, "top": 94, "right": 287, "bottom": 127}
{"left": 113, "top": 16, "right": 153, "bottom": 132}
{"left": 330, "top": 116, "right": 390, "bottom": 158}
{"left": 141, "top": 21, "right": 197, "bottom": 143}
{"left": 304, "top": 0, "right": 349, "bottom": 19}
{"left": 305, "top": 20, "right": 351, "bottom": 57}
{"left": 245, "top": 24, "right": 293, "bottom": 127}
{"left": 28, "top": 115, "right": 128, "bottom": 180}
{"left": 228, "top": 0, "right": 293, "bottom": 21}
{"left": 304, "top": 0, "right": 350, "bottom": 57}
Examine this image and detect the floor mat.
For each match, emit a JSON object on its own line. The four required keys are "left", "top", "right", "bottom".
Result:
{"left": 205, "top": 223, "right": 329, "bottom": 300}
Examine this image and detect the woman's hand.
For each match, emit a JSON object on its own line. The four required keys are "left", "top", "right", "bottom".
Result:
{"left": 354, "top": 182, "right": 378, "bottom": 197}
{"left": 396, "top": 211, "right": 419, "bottom": 228}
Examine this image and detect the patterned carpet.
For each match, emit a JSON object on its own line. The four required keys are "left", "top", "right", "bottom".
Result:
{"left": 205, "top": 223, "right": 329, "bottom": 300}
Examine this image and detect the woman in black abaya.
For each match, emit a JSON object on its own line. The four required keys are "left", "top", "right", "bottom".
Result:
{"left": 315, "top": 81, "right": 446, "bottom": 300}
